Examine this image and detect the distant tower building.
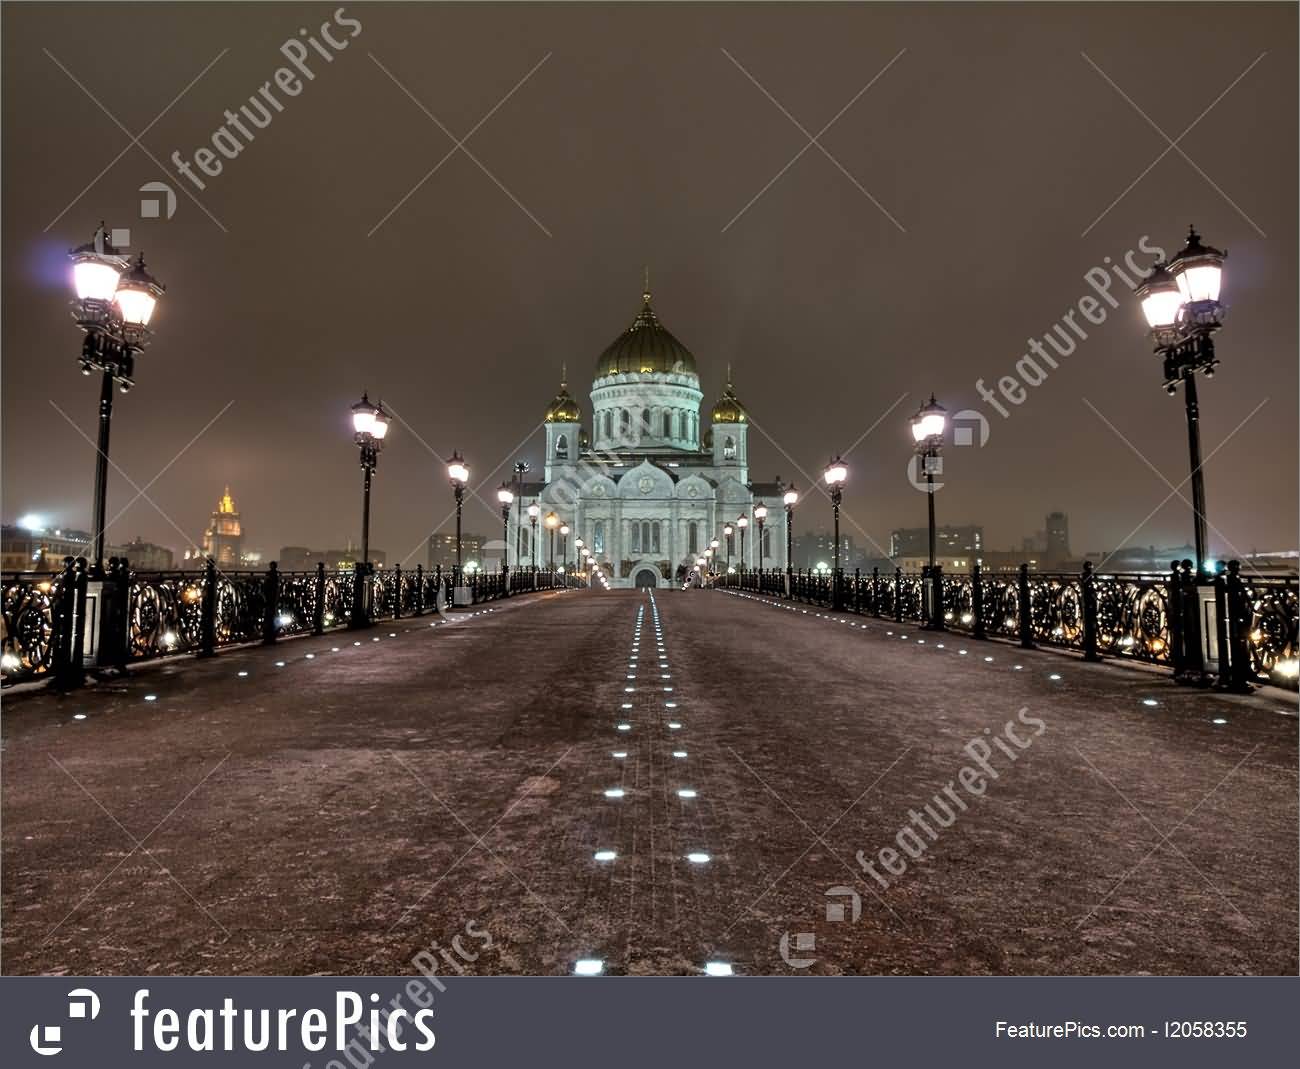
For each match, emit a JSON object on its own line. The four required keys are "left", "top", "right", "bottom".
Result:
{"left": 1046, "top": 511, "right": 1070, "bottom": 564}
{"left": 202, "top": 487, "right": 243, "bottom": 569}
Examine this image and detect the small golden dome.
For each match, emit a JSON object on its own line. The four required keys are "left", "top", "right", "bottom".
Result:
{"left": 544, "top": 366, "right": 581, "bottom": 423}
{"left": 710, "top": 370, "right": 746, "bottom": 423}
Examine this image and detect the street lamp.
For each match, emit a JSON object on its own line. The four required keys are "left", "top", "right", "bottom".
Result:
{"left": 783, "top": 485, "right": 798, "bottom": 598}
{"left": 560, "top": 523, "right": 570, "bottom": 573}
{"left": 723, "top": 523, "right": 733, "bottom": 573}
{"left": 910, "top": 395, "right": 947, "bottom": 630}
{"left": 351, "top": 393, "right": 391, "bottom": 567}
{"left": 527, "top": 504, "right": 540, "bottom": 570}
{"left": 544, "top": 511, "right": 559, "bottom": 568}
{"left": 513, "top": 460, "right": 530, "bottom": 566}
{"left": 1135, "top": 226, "right": 1226, "bottom": 572}
{"left": 754, "top": 504, "right": 768, "bottom": 574}
{"left": 736, "top": 514, "right": 748, "bottom": 571}
{"left": 823, "top": 457, "right": 848, "bottom": 609}
{"left": 69, "top": 226, "right": 166, "bottom": 575}
{"left": 496, "top": 484, "right": 514, "bottom": 570}
{"left": 447, "top": 451, "right": 470, "bottom": 577}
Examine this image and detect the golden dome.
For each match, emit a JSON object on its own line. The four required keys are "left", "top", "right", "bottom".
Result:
{"left": 710, "top": 370, "right": 746, "bottom": 423}
{"left": 544, "top": 367, "right": 581, "bottom": 423}
{"left": 595, "top": 286, "right": 698, "bottom": 379}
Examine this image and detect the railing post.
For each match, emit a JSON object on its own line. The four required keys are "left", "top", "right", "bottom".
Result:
{"left": 1081, "top": 561, "right": 1100, "bottom": 662}
{"left": 1174, "top": 559, "right": 1206, "bottom": 684}
{"left": 52, "top": 557, "right": 85, "bottom": 691}
{"left": 198, "top": 557, "right": 218, "bottom": 657}
{"left": 870, "top": 567, "right": 880, "bottom": 616}
{"left": 415, "top": 564, "right": 425, "bottom": 615}
{"left": 1167, "top": 561, "right": 1186, "bottom": 678}
{"left": 852, "top": 568, "right": 861, "bottom": 614}
{"left": 313, "top": 562, "right": 326, "bottom": 635}
{"left": 972, "top": 562, "right": 985, "bottom": 640}
{"left": 1220, "top": 560, "right": 1255, "bottom": 693}
{"left": 1017, "top": 563, "right": 1034, "bottom": 649}
{"left": 97, "top": 555, "right": 131, "bottom": 673}
{"left": 349, "top": 561, "right": 370, "bottom": 629}
{"left": 262, "top": 561, "right": 280, "bottom": 644}
{"left": 393, "top": 562, "right": 403, "bottom": 619}
{"left": 893, "top": 568, "right": 903, "bottom": 623}
{"left": 434, "top": 565, "right": 444, "bottom": 610}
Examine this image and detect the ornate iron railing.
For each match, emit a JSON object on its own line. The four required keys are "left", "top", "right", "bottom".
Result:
{"left": 718, "top": 562, "right": 1297, "bottom": 690}
{"left": 3, "top": 558, "right": 580, "bottom": 688}
{"left": 1, "top": 571, "right": 67, "bottom": 685}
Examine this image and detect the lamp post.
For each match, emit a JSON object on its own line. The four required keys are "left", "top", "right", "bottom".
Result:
{"left": 1135, "top": 226, "right": 1227, "bottom": 573}
{"left": 754, "top": 504, "right": 768, "bottom": 577}
{"left": 544, "top": 511, "right": 559, "bottom": 569}
{"left": 527, "top": 504, "right": 540, "bottom": 571}
{"left": 496, "top": 484, "right": 514, "bottom": 570}
{"left": 69, "top": 225, "right": 165, "bottom": 576}
{"left": 513, "top": 460, "right": 529, "bottom": 566}
{"left": 910, "top": 396, "right": 947, "bottom": 629}
{"left": 351, "top": 394, "right": 391, "bottom": 567}
{"left": 723, "top": 524, "right": 733, "bottom": 574}
{"left": 823, "top": 458, "right": 848, "bottom": 609}
{"left": 447, "top": 452, "right": 469, "bottom": 577}
{"left": 783, "top": 485, "right": 798, "bottom": 598}
{"left": 736, "top": 514, "right": 748, "bottom": 573}
{"left": 575, "top": 537, "right": 584, "bottom": 583}
{"left": 560, "top": 523, "right": 570, "bottom": 574}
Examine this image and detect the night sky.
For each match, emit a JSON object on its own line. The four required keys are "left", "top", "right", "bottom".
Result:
{"left": 3, "top": 2, "right": 1296, "bottom": 567}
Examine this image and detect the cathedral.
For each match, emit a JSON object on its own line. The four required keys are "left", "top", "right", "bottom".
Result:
{"left": 510, "top": 282, "right": 791, "bottom": 589}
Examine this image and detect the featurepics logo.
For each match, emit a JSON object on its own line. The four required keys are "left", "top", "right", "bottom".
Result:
{"left": 972, "top": 236, "right": 1167, "bottom": 422}
{"left": 170, "top": 8, "right": 362, "bottom": 191}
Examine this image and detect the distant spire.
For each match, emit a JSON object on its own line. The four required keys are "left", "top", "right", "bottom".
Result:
{"left": 560, "top": 361, "right": 567, "bottom": 389}
{"left": 726, "top": 362, "right": 733, "bottom": 389}
{"left": 642, "top": 264, "right": 651, "bottom": 305}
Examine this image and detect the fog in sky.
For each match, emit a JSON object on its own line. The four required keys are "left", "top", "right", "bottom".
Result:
{"left": 4, "top": 2, "right": 1295, "bottom": 564}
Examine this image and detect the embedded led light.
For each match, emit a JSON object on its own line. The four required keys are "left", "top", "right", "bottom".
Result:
{"left": 573, "top": 959, "right": 604, "bottom": 975}
{"left": 1142, "top": 699, "right": 1159, "bottom": 707}
{"left": 354, "top": 641, "right": 362, "bottom": 646}
{"left": 73, "top": 713, "right": 87, "bottom": 720}
{"left": 663, "top": 687, "right": 673, "bottom": 692}
{"left": 144, "top": 694, "right": 157, "bottom": 702}
{"left": 936, "top": 644, "right": 945, "bottom": 649}
{"left": 665, "top": 702, "right": 677, "bottom": 708}
{"left": 959, "top": 650, "right": 968, "bottom": 656}
{"left": 622, "top": 703, "right": 633, "bottom": 709}
{"left": 686, "top": 852, "right": 710, "bottom": 864}
{"left": 672, "top": 750, "right": 687, "bottom": 758}
{"left": 275, "top": 661, "right": 286, "bottom": 667}
{"left": 661, "top": 674, "right": 671, "bottom": 679}
{"left": 604, "top": 788, "right": 625, "bottom": 798}
{"left": 617, "top": 723, "right": 632, "bottom": 731}
{"left": 625, "top": 687, "right": 635, "bottom": 693}
{"left": 594, "top": 850, "right": 617, "bottom": 862}
{"left": 373, "top": 637, "right": 380, "bottom": 642}
{"left": 668, "top": 721, "right": 682, "bottom": 730}
{"left": 237, "top": 670, "right": 249, "bottom": 677}
{"left": 704, "top": 962, "right": 734, "bottom": 976}
{"left": 612, "top": 751, "right": 627, "bottom": 758}
{"left": 305, "top": 653, "right": 315, "bottom": 659}
{"left": 1049, "top": 673, "right": 1062, "bottom": 681}
{"left": 677, "top": 789, "right": 697, "bottom": 799}
{"left": 332, "top": 646, "right": 341, "bottom": 651}
{"left": 1013, "top": 665, "right": 1023, "bottom": 671}
{"left": 1212, "top": 717, "right": 1227, "bottom": 725}
{"left": 983, "top": 656, "right": 994, "bottom": 663}
{"left": 389, "top": 633, "right": 396, "bottom": 638}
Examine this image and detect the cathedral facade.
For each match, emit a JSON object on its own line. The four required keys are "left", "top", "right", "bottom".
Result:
{"left": 510, "top": 284, "right": 791, "bottom": 589}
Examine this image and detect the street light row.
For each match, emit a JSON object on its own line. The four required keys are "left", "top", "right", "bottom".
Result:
{"left": 66, "top": 223, "right": 1228, "bottom": 591}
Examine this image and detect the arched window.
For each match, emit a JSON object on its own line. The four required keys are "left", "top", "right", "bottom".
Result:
{"left": 620, "top": 409, "right": 631, "bottom": 436}
{"left": 663, "top": 411, "right": 671, "bottom": 438}
{"left": 688, "top": 522, "right": 699, "bottom": 555}
{"left": 602, "top": 411, "right": 612, "bottom": 439}
{"left": 555, "top": 433, "right": 568, "bottom": 458}
{"left": 593, "top": 521, "right": 605, "bottom": 555}
{"left": 641, "top": 409, "right": 651, "bottom": 438}
{"left": 723, "top": 435, "right": 736, "bottom": 460}
{"left": 631, "top": 522, "right": 641, "bottom": 554}
{"left": 651, "top": 522, "right": 661, "bottom": 553}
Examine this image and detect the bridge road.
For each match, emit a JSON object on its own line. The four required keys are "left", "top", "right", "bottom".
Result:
{"left": 2, "top": 587, "right": 1296, "bottom": 975}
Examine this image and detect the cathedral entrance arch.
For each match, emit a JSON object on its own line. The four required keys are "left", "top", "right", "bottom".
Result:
{"left": 633, "top": 568, "right": 660, "bottom": 589}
